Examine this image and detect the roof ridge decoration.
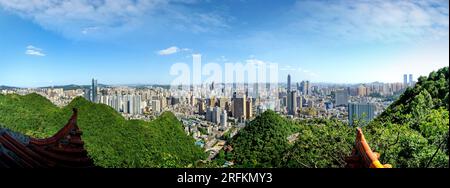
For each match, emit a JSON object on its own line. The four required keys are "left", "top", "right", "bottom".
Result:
{"left": 0, "top": 108, "right": 95, "bottom": 168}
{"left": 345, "top": 128, "right": 392, "bottom": 168}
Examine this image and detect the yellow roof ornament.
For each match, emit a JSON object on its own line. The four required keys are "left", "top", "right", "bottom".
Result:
{"left": 345, "top": 128, "right": 392, "bottom": 168}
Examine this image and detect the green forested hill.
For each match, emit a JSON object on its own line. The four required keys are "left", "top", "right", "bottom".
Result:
{"left": 229, "top": 110, "right": 354, "bottom": 168}
{"left": 229, "top": 67, "right": 449, "bottom": 168}
{"left": 0, "top": 94, "right": 206, "bottom": 167}
{"left": 231, "top": 110, "right": 294, "bottom": 167}
{"left": 364, "top": 66, "right": 449, "bottom": 168}
{"left": 0, "top": 67, "right": 448, "bottom": 168}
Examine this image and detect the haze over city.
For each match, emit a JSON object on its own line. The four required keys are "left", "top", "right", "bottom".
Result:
{"left": 0, "top": 0, "right": 448, "bottom": 87}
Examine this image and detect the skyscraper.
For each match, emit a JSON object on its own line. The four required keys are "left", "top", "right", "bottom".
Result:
{"left": 133, "top": 95, "right": 141, "bottom": 115}
{"left": 190, "top": 94, "right": 196, "bottom": 106}
{"left": 348, "top": 103, "right": 376, "bottom": 126}
{"left": 198, "top": 99, "right": 205, "bottom": 115}
{"left": 83, "top": 89, "right": 91, "bottom": 101}
{"left": 300, "top": 80, "right": 311, "bottom": 95}
{"left": 213, "top": 107, "right": 221, "bottom": 125}
{"left": 287, "top": 90, "right": 297, "bottom": 115}
{"left": 300, "top": 81, "right": 305, "bottom": 94}
{"left": 287, "top": 74, "right": 291, "bottom": 92}
{"left": 335, "top": 89, "right": 348, "bottom": 107}
{"left": 91, "top": 78, "right": 98, "bottom": 103}
{"left": 357, "top": 85, "right": 366, "bottom": 96}
{"left": 220, "top": 110, "right": 228, "bottom": 130}
{"left": 206, "top": 107, "right": 213, "bottom": 122}
{"left": 296, "top": 95, "right": 303, "bottom": 111}
{"left": 306, "top": 81, "right": 311, "bottom": 95}
{"left": 409, "top": 74, "right": 413, "bottom": 86}
{"left": 207, "top": 97, "right": 216, "bottom": 107}
{"left": 246, "top": 98, "right": 253, "bottom": 119}
{"left": 233, "top": 94, "right": 246, "bottom": 120}
{"left": 403, "top": 74, "right": 408, "bottom": 87}
{"left": 218, "top": 97, "right": 227, "bottom": 108}
{"left": 152, "top": 100, "right": 161, "bottom": 113}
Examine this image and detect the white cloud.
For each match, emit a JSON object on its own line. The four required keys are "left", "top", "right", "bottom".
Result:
{"left": 290, "top": 0, "right": 449, "bottom": 42}
{"left": 25, "top": 45, "right": 45, "bottom": 56}
{"left": 157, "top": 46, "right": 180, "bottom": 55}
{"left": 0, "top": 0, "right": 229, "bottom": 39}
{"left": 280, "top": 65, "right": 319, "bottom": 79}
{"left": 81, "top": 27, "right": 99, "bottom": 34}
{"left": 157, "top": 46, "right": 192, "bottom": 55}
{"left": 279, "top": 65, "right": 296, "bottom": 71}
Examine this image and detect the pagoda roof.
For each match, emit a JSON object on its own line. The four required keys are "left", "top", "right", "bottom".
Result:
{"left": 0, "top": 109, "right": 95, "bottom": 168}
{"left": 345, "top": 128, "right": 391, "bottom": 168}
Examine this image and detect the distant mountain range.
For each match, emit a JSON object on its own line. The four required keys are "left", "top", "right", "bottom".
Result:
{"left": 0, "top": 86, "right": 16, "bottom": 89}
{"left": 1, "top": 81, "right": 399, "bottom": 90}
{"left": 1, "top": 84, "right": 171, "bottom": 90}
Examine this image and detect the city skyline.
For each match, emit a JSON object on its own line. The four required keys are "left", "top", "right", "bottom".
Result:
{"left": 0, "top": 73, "right": 419, "bottom": 89}
{"left": 0, "top": 0, "right": 449, "bottom": 87}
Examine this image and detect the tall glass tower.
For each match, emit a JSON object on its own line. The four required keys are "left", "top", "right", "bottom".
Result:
{"left": 409, "top": 74, "right": 413, "bottom": 86}
{"left": 91, "top": 78, "right": 98, "bottom": 103}
{"left": 403, "top": 74, "right": 408, "bottom": 87}
{"left": 287, "top": 74, "right": 291, "bottom": 92}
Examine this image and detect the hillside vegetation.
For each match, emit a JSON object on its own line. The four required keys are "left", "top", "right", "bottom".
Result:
{"left": 1, "top": 67, "right": 448, "bottom": 168}
{"left": 228, "top": 67, "right": 449, "bottom": 168}
{"left": 0, "top": 95, "right": 206, "bottom": 167}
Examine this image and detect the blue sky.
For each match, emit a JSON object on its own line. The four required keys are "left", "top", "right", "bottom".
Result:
{"left": 0, "top": 0, "right": 448, "bottom": 87}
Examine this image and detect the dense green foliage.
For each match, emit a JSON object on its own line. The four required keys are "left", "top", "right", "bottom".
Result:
{"left": 364, "top": 66, "right": 449, "bottom": 168}
{"left": 229, "top": 67, "right": 449, "bottom": 168}
{"left": 1, "top": 67, "right": 448, "bottom": 168}
{"left": 231, "top": 110, "right": 294, "bottom": 167}
{"left": 230, "top": 110, "right": 354, "bottom": 168}
{"left": 0, "top": 94, "right": 206, "bottom": 167}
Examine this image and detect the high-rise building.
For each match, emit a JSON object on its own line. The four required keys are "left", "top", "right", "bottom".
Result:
{"left": 207, "top": 97, "right": 216, "bottom": 107}
{"left": 246, "top": 98, "right": 253, "bottom": 119}
{"left": 152, "top": 100, "right": 161, "bottom": 113}
{"left": 83, "top": 89, "right": 91, "bottom": 101}
{"left": 253, "top": 82, "right": 260, "bottom": 98}
{"left": 306, "top": 81, "right": 311, "bottom": 95}
{"left": 409, "top": 74, "right": 413, "bottom": 86}
{"left": 133, "top": 95, "right": 141, "bottom": 115}
{"left": 296, "top": 95, "right": 303, "bottom": 111}
{"left": 220, "top": 110, "right": 228, "bottom": 130}
{"left": 403, "top": 74, "right": 408, "bottom": 87}
{"left": 357, "top": 85, "right": 366, "bottom": 96}
{"left": 335, "top": 89, "right": 348, "bottom": 107}
{"left": 91, "top": 78, "right": 98, "bottom": 103}
{"left": 113, "top": 95, "right": 121, "bottom": 112}
{"left": 190, "top": 94, "right": 196, "bottom": 106}
{"left": 198, "top": 99, "right": 205, "bottom": 115}
{"left": 300, "top": 81, "right": 305, "bottom": 94}
{"left": 300, "top": 80, "right": 311, "bottom": 95}
{"left": 307, "top": 99, "right": 314, "bottom": 108}
{"left": 348, "top": 103, "right": 376, "bottom": 126}
{"left": 170, "top": 96, "right": 180, "bottom": 105}
{"left": 287, "top": 74, "right": 291, "bottom": 92}
{"left": 121, "top": 95, "right": 142, "bottom": 115}
{"left": 218, "top": 97, "right": 227, "bottom": 108}
{"left": 213, "top": 107, "right": 221, "bottom": 125}
{"left": 287, "top": 90, "right": 297, "bottom": 115}
{"left": 233, "top": 94, "right": 247, "bottom": 120}
{"left": 206, "top": 107, "right": 213, "bottom": 122}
